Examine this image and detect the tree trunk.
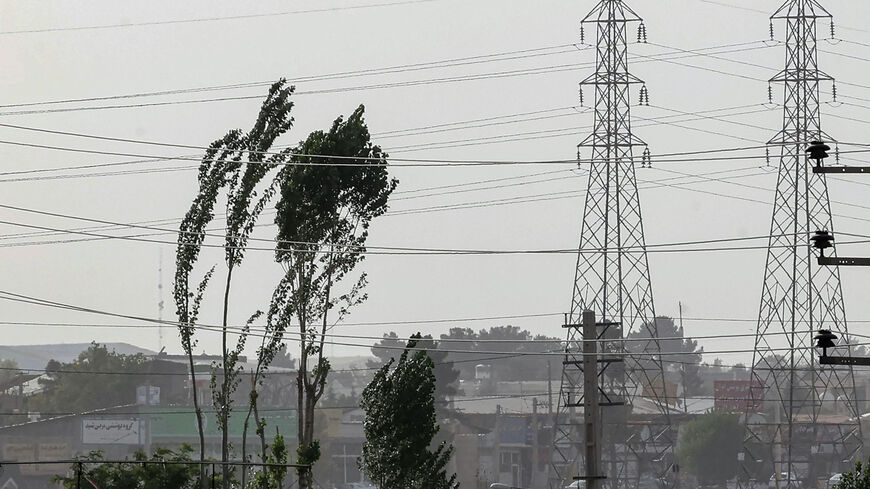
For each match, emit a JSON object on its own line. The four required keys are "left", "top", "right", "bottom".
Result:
{"left": 187, "top": 348, "right": 207, "bottom": 489}
{"left": 241, "top": 413, "right": 249, "bottom": 488}
{"left": 220, "top": 264, "right": 234, "bottom": 489}
{"left": 296, "top": 365, "right": 308, "bottom": 489}
{"left": 296, "top": 256, "right": 335, "bottom": 489}
{"left": 241, "top": 372, "right": 254, "bottom": 489}
{"left": 304, "top": 388, "right": 316, "bottom": 449}
{"left": 297, "top": 382, "right": 319, "bottom": 489}
{"left": 253, "top": 391, "right": 268, "bottom": 468}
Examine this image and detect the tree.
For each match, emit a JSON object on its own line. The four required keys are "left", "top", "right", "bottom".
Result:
{"left": 834, "top": 458, "right": 870, "bottom": 489}
{"left": 677, "top": 410, "right": 743, "bottom": 486}
{"left": 371, "top": 332, "right": 459, "bottom": 403}
{"left": 54, "top": 446, "right": 200, "bottom": 489}
{"left": 174, "top": 79, "right": 294, "bottom": 487}
{"left": 247, "top": 432, "right": 289, "bottom": 489}
{"left": 360, "top": 334, "right": 459, "bottom": 489}
{"left": 270, "top": 105, "right": 397, "bottom": 489}
{"left": 33, "top": 343, "right": 147, "bottom": 414}
{"left": 629, "top": 316, "right": 704, "bottom": 397}
{"left": 0, "top": 359, "right": 21, "bottom": 384}
{"left": 213, "top": 79, "right": 293, "bottom": 488}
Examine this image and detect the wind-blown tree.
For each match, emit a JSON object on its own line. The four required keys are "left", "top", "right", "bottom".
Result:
{"left": 174, "top": 79, "right": 294, "bottom": 487}
{"left": 677, "top": 410, "right": 743, "bottom": 486}
{"left": 241, "top": 303, "right": 290, "bottom": 488}
{"left": 370, "top": 332, "right": 459, "bottom": 404}
{"left": 360, "top": 334, "right": 459, "bottom": 489}
{"left": 270, "top": 105, "right": 396, "bottom": 489}
{"left": 213, "top": 80, "right": 294, "bottom": 488}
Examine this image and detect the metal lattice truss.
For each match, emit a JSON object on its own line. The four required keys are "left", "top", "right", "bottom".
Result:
{"left": 550, "top": 2, "right": 675, "bottom": 489}
{"left": 740, "top": 2, "right": 862, "bottom": 488}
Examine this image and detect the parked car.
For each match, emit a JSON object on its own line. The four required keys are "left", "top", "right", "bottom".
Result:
{"left": 827, "top": 473, "right": 843, "bottom": 489}
{"left": 564, "top": 481, "right": 587, "bottom": 489}
{"left": 343, "top": 483, "right": 376, "bottom": 489}
{"left": 769, "top": 473, "right": 800, "bottom": 489}
{"left": 638, "top": 474, "right": 660, "bottom": 489}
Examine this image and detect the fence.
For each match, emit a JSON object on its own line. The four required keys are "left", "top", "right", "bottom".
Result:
{"left": 0, "top": 459, "right": 309, "bottom": 489}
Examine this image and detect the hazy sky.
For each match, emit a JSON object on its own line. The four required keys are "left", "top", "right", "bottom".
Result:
{"left": 1, "top": 0, "right": 869, "bottom": 367}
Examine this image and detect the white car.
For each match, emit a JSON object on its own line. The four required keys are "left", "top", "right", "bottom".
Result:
{"left": 344, "top": 484, "right": 376, "bottom": 489}
{"left": 564, "top": 481, "right": 587, "bottom": 489}
{"left": 828, "top": 474, "right": 843, "bottom": 489}
{"left": 769, "top": 473, "right": 800, "bottom": 489}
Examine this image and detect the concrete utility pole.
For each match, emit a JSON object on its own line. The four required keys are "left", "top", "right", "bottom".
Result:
{"left": 583, "top": 311, "right": 602, "bottom": 489}
{"left": 550, "top": 1, "right": 674, "bottom": 487}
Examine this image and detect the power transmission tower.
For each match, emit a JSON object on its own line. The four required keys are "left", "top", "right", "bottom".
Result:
{"left": 740, "top": 2, "right": 862, "bottom": 487}
{"left": 550, "top": 2, "right": 675, "bottom": 488}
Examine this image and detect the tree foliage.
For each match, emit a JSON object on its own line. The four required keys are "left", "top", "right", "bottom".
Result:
{"left": 213, "top": 79, "right": 294, "bottom": 487}
{"left": 173, "top": 79, "right": 295, "bottom": 486}
{"left": 246, "top": 433, "right": 289, "bottom": 489}
{"left": 835, "top": 458, "right": 870, "bottom": 489}
{"left": 438, "top": 325, "right": 563, "bottom": 382}
{"left": 55, "top": 446, "right": 200, "bottom": 489}
{"left": 360, "top": 334, "right": 459, "bottom": 489}
{"left": 269, "top": 104, "right": 396, "bottom": 489}
{"left": 676, "top": 410, "right": 743, "bottom": 485}
{"left": 33, "top": 343, "right": 147, "bottom": 414}
{"left": 370, "top": 332, "right": 459, "bottom": 403}
{"left": 0, "top": 358, "right": 21, "bottom": 385}
{"left": 629, "top": 316, "right": 704, "bottom": 396}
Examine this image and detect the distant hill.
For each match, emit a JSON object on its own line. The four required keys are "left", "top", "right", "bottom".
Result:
{"left": 0, "top": 344, "right": 374, "bottom": 372}
{"left": 0, "top": 343, "right": 156, "bottom": 370}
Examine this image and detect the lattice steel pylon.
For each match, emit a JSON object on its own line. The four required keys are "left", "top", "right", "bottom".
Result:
{"left": 739, "top": 2, "right": 862, "bottom": 488}
{"left": 549, "top": 2, "right": 675, "bottom": 489}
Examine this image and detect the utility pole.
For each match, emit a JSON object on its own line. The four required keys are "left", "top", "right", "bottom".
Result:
{"left": 678, "top": 302, "right": 687, "bottom": 411}
{"left": 547, "top": 360, "right": 553, "bottom": 418}
{"left": 158, "top": 250, "right": 165, "bottom": 353}
{"left": 549, "top": 1, "right": 674, "bottom": 488}
{"left": 740, "top": 1, "right": 862, "bottom": 487}
{"left": 583, "top": 311, "right": 602, "bottom": 489}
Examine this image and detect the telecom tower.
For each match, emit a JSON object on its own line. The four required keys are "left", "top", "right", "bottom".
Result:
{"left": 740, "top": 1, "right": 861, "bottom": 487}
{"left": 550, "top": 2, "right": 674, "bottom": 489}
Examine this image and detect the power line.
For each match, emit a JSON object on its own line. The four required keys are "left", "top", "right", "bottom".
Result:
{"left": 390, "top": 105, "right": 774, "bottom": 152}
{"left": 382, "top": 167, "right": 777, "bottom": 217}
{"left": 0, "top": 40, "right": 775, "bottom": 116}
{"left": 0, "top": 102, "right": 775, "bottom": 181}
{"left": 0, "top": 161, "right": 863, "bottom": 250}
{"left": 8, "top": 313, "right": 870, "bottom": 331}
{"left": 0, "top": 134, "right": 824, "bottom": 167}
{"left": 0, "top": 288, "right": 860, "bottom": 361}
{"left": 2, "top": 205, "right": 868, "bottom": 256}
{"left": 4, "top": 155, "right": 870, "bottom": 250}
{"left": 374, "top": 107, "right": 579, "bottom": 139}
{"left": 0, "top": 0, "right": 439, "bottom": 35}
{"left": 0, "top": 46, "right": 582, "bottom": 111}
{"left": 0, "top": 313, "right": 821, "bottom": 344}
